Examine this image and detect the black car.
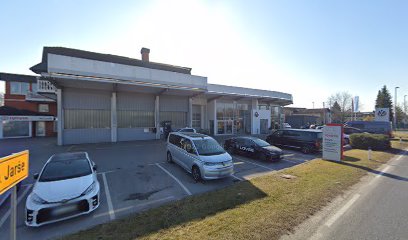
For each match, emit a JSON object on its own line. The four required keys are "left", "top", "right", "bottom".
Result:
{"left": 224, "top": 136, "right": 283, "bottom": 161}
{"left": 266, "top": 129, "right": 322, "bottom": 154}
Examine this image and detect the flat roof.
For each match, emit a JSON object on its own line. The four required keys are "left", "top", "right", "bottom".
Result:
{"left": 31, "top": 47, "right": 192, "bottom": 75}
{"left": 0, "top": 73, "right": 37, "bottom": 83}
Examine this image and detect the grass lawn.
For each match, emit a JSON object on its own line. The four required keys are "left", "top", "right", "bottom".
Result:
{"left": 394, "top": 131, "right": 408, "bottom": 141}
{"left": 63, "top": 141, "right": 408, "bottom": 240}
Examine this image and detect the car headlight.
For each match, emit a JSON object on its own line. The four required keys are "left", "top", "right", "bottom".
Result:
{"left": 81, "top": 181, "right": 96, "bottom": 196}
{"left": 31, "top": 193, "right": 48, "bottom": 204}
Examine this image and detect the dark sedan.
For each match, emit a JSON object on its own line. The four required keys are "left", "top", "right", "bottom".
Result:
{"left": 224, "top": 136, "right": 283, "bottom": 162}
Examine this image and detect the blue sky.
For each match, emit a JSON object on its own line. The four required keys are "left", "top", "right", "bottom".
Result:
{"left": 1, "top": 0, "right": 407, "bottom": 111}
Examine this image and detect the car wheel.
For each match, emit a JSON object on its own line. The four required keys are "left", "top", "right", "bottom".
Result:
{"left": 167, "top": 151, "right": 173, "bottom": 163}
{"left": 192, "top": 166, "right": 202, "bottom": 182}
{"left": 301, "top": 146, "right": 312, "bottom": 154}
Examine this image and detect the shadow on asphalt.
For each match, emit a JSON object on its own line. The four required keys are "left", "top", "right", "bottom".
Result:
{"left": 331, "top": 155, "right": 408, "bottom": 183}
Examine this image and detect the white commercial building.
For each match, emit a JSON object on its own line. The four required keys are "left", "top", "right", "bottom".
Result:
{"left": 30, "top": 47, "right": 293, "bottom": 145}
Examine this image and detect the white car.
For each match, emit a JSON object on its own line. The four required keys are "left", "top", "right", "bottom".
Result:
{"left": 283, "top": 123, "right": 291, "bottom": 128}
{"left": 25, "top": 152, "right": 100, "bottom": 227}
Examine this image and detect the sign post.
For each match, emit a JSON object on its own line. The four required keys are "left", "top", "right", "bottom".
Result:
{"left": 322, "top": 124, "right": 343, "bottom": 161}
{"left": 0, "top": 150, "right": 29, "bottom": 240}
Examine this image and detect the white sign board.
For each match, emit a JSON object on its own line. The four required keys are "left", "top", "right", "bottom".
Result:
{"left": 322, "top": 124, "right": 343, "bottom": 161}
{"left": 374, "top": 108, "right": 389, "bottom": 122}
{"left": 0, "top": 115, "right": 55, "bottom": 121}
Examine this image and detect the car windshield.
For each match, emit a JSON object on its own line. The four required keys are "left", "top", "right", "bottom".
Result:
{"left": 193, "top": 138, "right": 226, "bottom": 156}
{"left": 40, "top": 158, "right": 92, "bottom": 182}
{"left": 251, "top": 138, "right": 270, "bottom": 147}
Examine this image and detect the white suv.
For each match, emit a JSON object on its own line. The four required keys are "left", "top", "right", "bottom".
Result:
{"left": 167, "top": 132, "right": 233, "bottom": 181}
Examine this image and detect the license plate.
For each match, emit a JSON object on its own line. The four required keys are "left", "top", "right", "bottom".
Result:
{"left": 51, "top": 204, "right": 78, "bottom": 216}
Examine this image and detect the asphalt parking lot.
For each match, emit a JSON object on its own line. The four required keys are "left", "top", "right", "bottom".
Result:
{"left": 0, "top": 137, "right": 318, "bottom": 240}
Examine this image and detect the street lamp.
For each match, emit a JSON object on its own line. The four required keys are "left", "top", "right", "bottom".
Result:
{"left": 404, "top": 95, "right": 407, "bottom": 113}
{"left": 394, "top": 87, "right": 399, "bottom": 129}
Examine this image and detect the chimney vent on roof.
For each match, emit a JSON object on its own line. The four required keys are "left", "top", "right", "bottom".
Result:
{"left": 141, "top": 48, "right": 150, "bottom": 62}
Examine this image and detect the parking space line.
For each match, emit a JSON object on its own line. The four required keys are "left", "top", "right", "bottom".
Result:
{"left": 93, "top": 196, "right": 175, "bottom": 218}
{"left": 233, "top": 156, "right": 274, "bottom": 171}
{"left": 231, "top": 174, "right": 244, "bottom": 181}
{"left": 155, "top": 163, "right": 192, "bottom": 196}
{"left": 0, "top": 185, "right": 32, "bottom": 228}
{"left": 101, "top": 173, "right": 116, "bottom": 220}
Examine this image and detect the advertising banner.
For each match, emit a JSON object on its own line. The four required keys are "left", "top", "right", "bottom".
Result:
{"left": 322, "top": 124, "right": 343, "bottom": 161}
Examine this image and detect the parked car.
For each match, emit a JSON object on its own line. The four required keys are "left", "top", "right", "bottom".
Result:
{"left": 266, "top": 129, "right": 322, "bottom": 154}
{"left": 224, "top": 136, "right": 283, "bottom": 161}
{"left": 167, "top": 132, "right": 233, "bottom": 181}
{"left": 25, "top": 152, "right": 100, "bottom": 227}
{"left": 175, "top": 127, "right": 197, "bottom": 133}
{"left": 343, "top": 126, "right": 364, "bottom": 145}
{"left": 283, "top": 123, "right": 292, "bottom": 128}
{"left": 344, "top": 121, "right": 393, "bottom": 137}
{"left": 0, "top": 182, "right": 22, "bottom": 207}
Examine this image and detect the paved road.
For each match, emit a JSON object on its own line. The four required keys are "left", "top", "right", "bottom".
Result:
{"left": 310, "top": 149, "right": 408, "bottom": 240}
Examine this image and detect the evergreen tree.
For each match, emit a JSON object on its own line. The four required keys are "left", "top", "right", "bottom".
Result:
{"left": 375, "top": 85, "right": 393, "bottom": 121}
{"left": 331, "top": 101, "right": 342, "bottom": 123}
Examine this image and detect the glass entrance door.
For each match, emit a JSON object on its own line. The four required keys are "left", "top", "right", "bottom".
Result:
{"left": 36, "top": 121, "right": 46, "bottom": 136}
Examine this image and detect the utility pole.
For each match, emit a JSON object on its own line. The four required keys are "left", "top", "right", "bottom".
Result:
{"left": 312, "top": 102, "right": 315, "bottom": 109}
{"left": 394, "top": 87, "right": 399, "bottom": 129}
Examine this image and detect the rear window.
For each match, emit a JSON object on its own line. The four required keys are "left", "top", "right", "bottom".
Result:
{"left": 40, "top": 158, "right": 92, "bottom": 182}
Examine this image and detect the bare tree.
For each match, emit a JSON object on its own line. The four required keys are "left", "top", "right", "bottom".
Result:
{"left": 327, "top": 92, "right": 353, "bottom": 123}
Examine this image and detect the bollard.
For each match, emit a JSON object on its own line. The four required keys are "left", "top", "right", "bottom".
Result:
{"left": 368, "top": 147, "right": 372, "bottom": 160}
{"left": 400, "top": 137, "right": 402, "bottom": 144}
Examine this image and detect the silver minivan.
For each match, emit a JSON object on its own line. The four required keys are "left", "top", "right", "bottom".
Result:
{"left": 167, "top": 132, "right": 233, "bottom": 181}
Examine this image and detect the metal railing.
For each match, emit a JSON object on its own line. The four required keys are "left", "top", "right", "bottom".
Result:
{"left": 37, "top": 79, "right": 57, "bottom": 93}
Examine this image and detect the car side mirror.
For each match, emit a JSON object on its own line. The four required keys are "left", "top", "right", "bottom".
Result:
{"left": 33, "top": 173, "right": 39, "bottom": 180}
{"left": 93, "top": 165, "right": 97, "bottom": 171}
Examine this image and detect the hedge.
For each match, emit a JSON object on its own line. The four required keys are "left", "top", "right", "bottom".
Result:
{"left": 349, "top": 133, "right": 391, "bottom": 150}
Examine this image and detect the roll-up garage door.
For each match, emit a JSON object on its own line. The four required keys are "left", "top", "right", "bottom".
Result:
{"left": 63, "top": 88, "right": 111, "bottom": 144}
{"left": 159, "top": 95, "right": 188, "bottom": 130}
{"left": 117, "top": 92, "right": 156, "bottom": 141}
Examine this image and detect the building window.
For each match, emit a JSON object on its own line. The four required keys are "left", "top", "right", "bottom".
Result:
{"left": 64, "top": 109, "right": 111, "bottom": 129}
{"left": 160, "top": 111, "right": 187, "bottom": 129}
{"left": 31, "top": 83, "right": 38, "bottom": 93}
{"left": 38, "top": 104, "right": 49, "bottom": 113}
{"left": 192, "top": 105, "right": 201, "bottom": 129}
{"left": 3, "top": 121, "right": 30, "bottom": 137}
{"left": 10, "top": 82, "right": 30, "bottom": 95}
{"left": 117, "top": 110, "right": 154, "bottom": 128}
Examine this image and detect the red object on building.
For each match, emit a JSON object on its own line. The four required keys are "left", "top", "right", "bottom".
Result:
{"left": 0, "top": 73, "right": 57, "bottom": 138}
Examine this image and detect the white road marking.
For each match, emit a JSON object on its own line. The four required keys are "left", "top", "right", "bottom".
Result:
{"left": 368, "top": 151, "right": 406, "bottom": 185}
{"left": 325, "top": 194, "right": 360, "bottom": 227}
{"left": 155, "top": 163, "right": 192, "bottom": 196}
{"left": 93, "top": 196, "right": 175, "bottom": 218}
{"left": 101, "top": 173, "right": 116, "bottom": 220}
{"left": 96, "top": 170, "right": 117, "bottom": 175}
{"left": 66, "top": 145, "right": 75, "bottom": 152}
{"left": 0, "top": 185, "right": 32, "bottom": 228}
{"left": 231, "top": 174, "right": 243, "bottom": 181}
{"left": 233, "top": 156, "right": 274, "bottom": 170}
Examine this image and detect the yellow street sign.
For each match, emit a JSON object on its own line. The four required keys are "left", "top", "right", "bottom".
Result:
{"left": 0, "top": 150, "right": 29, "bottom": 195}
